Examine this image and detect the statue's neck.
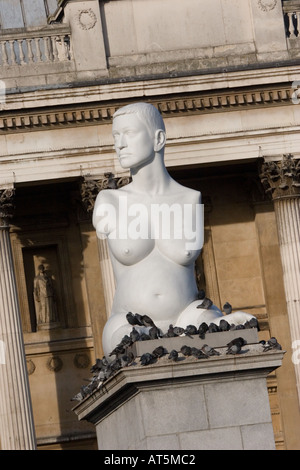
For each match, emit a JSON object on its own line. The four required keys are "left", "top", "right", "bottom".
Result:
{"left": 130, "top": 154, "right": 171, "bottom": 196}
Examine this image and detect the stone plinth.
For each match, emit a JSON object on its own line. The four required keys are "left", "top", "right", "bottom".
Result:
{"left": 73, "top": 333, "right": 284, "bottom": 450}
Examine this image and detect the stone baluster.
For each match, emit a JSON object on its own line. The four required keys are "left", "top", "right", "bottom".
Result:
{"left": 27, "top": 38, "right": 34, "bottom": 64}
{"left": 60, "top": 35, "right": 69, "bottom": 60}
{"left": 51, "top": 36, "right": 59, "bottom": 62}
{"left": 1, "top": 41, "right": 9, "bottom": 66}
{"left": 296, "top": 11, "right": 300, "bottom": 36}
{"left": 17, "top": 39, "right": 26, "bottom": 65}
{"left": 34, "top": 38, "right": 42, "bottom": 62}
{"left": 0, "top": 187, "right": 36, "bottom": 450}
{"left": 8, "top": 40, "right": 17, "bottom": 65}
{"left": 259, "top": 154, "right": 300, "bottom": 403}
{"left": 44, "top": 36, "right": 51, "bottom": 62}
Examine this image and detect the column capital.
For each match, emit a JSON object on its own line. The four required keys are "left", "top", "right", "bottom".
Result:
{"left": 0, "top": 186, "right": 15, "bottom": 227}
{"left": 79, "top": 172, "right": 131, "bottom": 213}
{"left": 259, "top": 154, "right": 300, "bottom": 200}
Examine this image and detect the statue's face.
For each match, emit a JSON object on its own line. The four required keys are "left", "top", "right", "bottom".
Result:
{"left": 112, "top": 113, "right": 155, "bottom": 169}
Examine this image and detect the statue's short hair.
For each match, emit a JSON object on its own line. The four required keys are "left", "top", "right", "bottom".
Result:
{"left": 113, "top": 102, "right": 165, "bottom": 138}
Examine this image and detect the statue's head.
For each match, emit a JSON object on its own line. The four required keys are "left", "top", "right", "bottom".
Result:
{"left": 113, "top": 102, "right": 165, "bottom": 138}
{"left": 112, "top": 103, "right": 166, "bottom": 170}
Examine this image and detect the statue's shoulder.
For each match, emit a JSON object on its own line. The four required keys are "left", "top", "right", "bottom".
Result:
{"left": 94, "top": 186, "right": 126, "bottom": 206}
{"left": 173, "top": 181, "right": 201, "bottom": 203}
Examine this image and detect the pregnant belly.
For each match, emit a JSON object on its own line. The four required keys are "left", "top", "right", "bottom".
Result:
{"left": 112, "top": 259, "right": 198, "bottom": 324}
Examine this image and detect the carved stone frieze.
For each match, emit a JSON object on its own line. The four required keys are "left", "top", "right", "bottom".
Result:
{"left": 80, "top": 172, "right": 131, "bottom": 212}
{"left": 259, "top": 154, "right": 300, "bottom": 199}
{"left": 0, "top": 86, "right": 292, "bottom": 132}
{"left": 0, "top": 187, "right": 15, "bottom": 225}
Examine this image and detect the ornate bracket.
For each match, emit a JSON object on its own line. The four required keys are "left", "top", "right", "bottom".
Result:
{"left": 0, "top": 187, "right": 15, "bottom": 227}
{"left": 80, "top": 172, "right": 131, "bottom": 213}
{"left": 259, "top": 154, "right": 300, "bottom": 200}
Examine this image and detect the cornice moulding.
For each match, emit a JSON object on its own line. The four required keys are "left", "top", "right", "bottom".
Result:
{"left": 0, "top": 85, "right": 294, "bottom": 133}
{"left": 1, "top": 64, "right": 300, "bottom": 112}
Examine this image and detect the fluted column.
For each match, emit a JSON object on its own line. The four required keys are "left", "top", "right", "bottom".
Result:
{"left": 259, "top": 154, "right": 300, "bottom": 403}
{"left": 0, "top": 187, "right": 36, "bottom": 450}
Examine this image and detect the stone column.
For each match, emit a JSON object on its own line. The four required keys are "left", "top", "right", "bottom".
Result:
{"left": 259, "top": 154, "right": 300, "bottom": 403}
{"left": 80, "top": 173, "right": 131, "bottom": 318}
{"left": 0, "top": 187, "right": 36, "bottom": 450}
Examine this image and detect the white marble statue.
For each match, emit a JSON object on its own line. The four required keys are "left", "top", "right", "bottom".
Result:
{"left": 93, "top": 103, "right": 255, "bottom": 356}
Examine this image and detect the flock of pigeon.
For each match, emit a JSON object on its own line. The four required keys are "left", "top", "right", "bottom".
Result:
{"left": 71, "top": 299, "right": 282, "bottom": 403}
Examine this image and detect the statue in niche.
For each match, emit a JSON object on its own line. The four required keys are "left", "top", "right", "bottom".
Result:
{"left": 93, "top": 103, "right": 255, "bottom": 356}
{"left": 33, "top": 264, "right": 58, "bottom": 327}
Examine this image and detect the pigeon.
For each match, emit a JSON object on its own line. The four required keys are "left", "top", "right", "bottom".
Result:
{"left": 168, "top": 349, "right": 179, "bottom": 361}
{"left": 140, "top": 352, "right": 156, "bottom": 366}
{"left": 191, "top": 347, "right": 209, "bottom": 359}
{"left": 201, "top": 344, "right": 220, "bottom": 356}
{"left": 180, "top": 345, "right": 192, "bottom": 356}
{"left": 197, "top": 297, "right": 213, "bottom": 309}
{"left": 109, "top": 334, "right": 133, "bottom": 357}
{"left": 173, "top": 326, "right": 185, "bottom": 336}
{"left": 126, "top": 312, "right": 138, "bottom": 326}
{"left": 71, "top": 391, "right": 84, "bottom": 402}
{"left": 110, "top": 358, "right": 122, "bottom": 372}
{"left": 109, "top": 343, "right": 126, "bottom": 357}
{"left": 140, "top": 314, "right": 156, "bottom": 328}
{"left": 244, "top": 317, "right": 259, "bottom": 330}
{"left": 120, "top": 352, "right": 135, "bottom": 367}
{"left": 223, "top": 302, "right": 232, "bottom": 315}
{"left": 208, "top": 322, "right": 220, "bottom": 333}
{"left": 90, "top": 357, "right": 104, "bottom": 373}
{"left": 164, "top": 324, "right": 176, "bottom": 337}
{"left": 226, "top": 337, "right": 246, "bottom": 355}
{"left": 140, "top": 333, "right": 151, "bottom": 341}
{"left": 132, "top": 313, "right": 145, "bottom": 326}
{"left": 198, "top": 322, "right": 209, "bottom": 339}
{"left": 152, "top": 346, "right": 167, "bottom": 358}
{"left": 130, "top": 327, "right": 140, "bottom": 343}
{"left": 80, "top": 384, "right": 94, "bottom": 398}
{"left": 149, "top": 325, "right": 161, "bottom": 340}
{"left": 184, "top": 324, "right": 198, "bottom": 337}
{"left": 219, "top": 319, "right": 230, "bottom": 331}
{"left": 120, "top": 334, "right": 133, "bottom": 348}
{"left": 262, "top": 337, "right": 282, "bottom": 352}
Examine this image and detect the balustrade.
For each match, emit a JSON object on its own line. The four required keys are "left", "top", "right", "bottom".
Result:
{"left": 0, "top": 26, "right": 72, "bottom": 66}
{"left": 283, "top": 0, "right": 300, "bottom": 38}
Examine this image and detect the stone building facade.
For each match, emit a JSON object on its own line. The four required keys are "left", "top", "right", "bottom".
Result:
{"left": 0, "top": 0, "right": 300, "bottom": 449}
